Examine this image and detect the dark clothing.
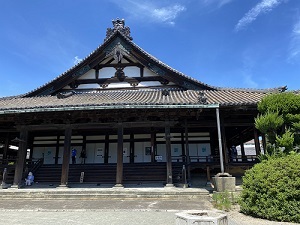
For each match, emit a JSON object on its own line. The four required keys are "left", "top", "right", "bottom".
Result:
{"left": 80, "top": 150, "right": 86, "bottom": 164}
{"left": 71, "top": 149, "right": 77, "bottom": 164}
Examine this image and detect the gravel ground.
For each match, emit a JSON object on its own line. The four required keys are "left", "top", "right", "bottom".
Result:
{"left": 228, "top": 205, "right": 300, "bottom": 225}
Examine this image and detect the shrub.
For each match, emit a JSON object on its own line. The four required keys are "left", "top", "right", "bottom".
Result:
{"left": 212, "top": 191, "right": 235, "bottom": 211}
{"left": 239, "top": 154, "right": 300, "bottom": 222}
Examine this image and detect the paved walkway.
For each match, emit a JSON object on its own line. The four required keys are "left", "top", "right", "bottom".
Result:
{"left": 0, "top": 199, "right": 298, "bottom": 225}
{"left": 1, "top": 182, "right": 299, "bottom": 225}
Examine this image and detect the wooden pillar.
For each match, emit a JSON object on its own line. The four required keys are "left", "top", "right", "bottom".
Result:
{"left": 254, "top": 128, "right": 261, "bottom": 156}
{"left": 151, "top": 132, "right": 156, "bottom": 163}
{"left": 59, "top": 125, "right": 72, "bottom": 187}
{"left": 82, "top": 135, "right": 87, "bottom": 164}
{"left": 104, "top": 134, "right": 109, "bottom": 164}
{"left": 27, "top": 136, "right": 34, "bottom": 161}
{"left": 240, "top": 136, "right": 246, "bottom": 161}
{"left": 206, "top": 166, "right": 211, "bottom": 182}
{"left": 181, "top": 132, "right": 185, "bottom": 162}
{"left": 184, "top": 121, "right": 191, "bottom": 183}
{"left": 3, "top": 133, "right": 9, "bottom": 162}
{"left": 54, "top": 135, "right": 60, "bottom": 165}
{"left": 261, "top": 134, "right": 267, "bottom": 154}
{"left": 12, "top": 128, "right": 28, "bottom": 188}
{"left": 165, "top": 122, "right": 173, "bottom": 187}
{"left": 130, "top": 133, "right": 134, "bottom": 163}
{"left": 115, "top": 123, "right": 124, "bottom": 187}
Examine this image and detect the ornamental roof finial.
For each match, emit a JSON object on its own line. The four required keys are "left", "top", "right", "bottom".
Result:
{"left": 105, "top": 18, "right": 133, "bottom": 41}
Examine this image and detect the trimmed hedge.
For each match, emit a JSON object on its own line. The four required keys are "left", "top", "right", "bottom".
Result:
{"left": 239, "top": 154, "right": 300, "bottom": 222}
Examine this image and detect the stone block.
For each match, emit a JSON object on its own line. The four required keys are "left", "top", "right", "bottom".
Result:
{"left": 175, "top": 210, "right": 228, "bottom": 225}
{"left": 212, "top": 175, "right": 236, "bottom": 192}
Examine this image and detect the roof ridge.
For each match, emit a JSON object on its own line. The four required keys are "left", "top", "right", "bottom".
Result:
{"left": 61, "top": 88, "right": 194, "bottom": 95}
{"left": 214, "top": 86, "right": 287, "bottom": 93}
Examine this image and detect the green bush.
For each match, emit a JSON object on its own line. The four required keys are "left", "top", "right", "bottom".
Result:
{"left": 212, "top": 191, "right": 235, "bottom": 211}
{"left": 239, "top": 154, "right": 300, "bottom": 222}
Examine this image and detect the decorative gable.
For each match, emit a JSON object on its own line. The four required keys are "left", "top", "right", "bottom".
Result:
{"left": 25, "top": 19, "right": 216, "bottom": 97}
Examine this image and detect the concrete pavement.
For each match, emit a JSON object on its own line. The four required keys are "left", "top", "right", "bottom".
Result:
{"left": 0, "top": 198, "right": 295, "bottom": 225}
{"left": 0, "top": 182, "right": 218, "bottom": 225}
{"left": 0, "top": 199, "right": 244, "bottom": 225}
{"left": 0, "top": 178, "right": 296, "bottom": 224}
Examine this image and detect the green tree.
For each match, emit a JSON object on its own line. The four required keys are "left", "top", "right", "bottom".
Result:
{"left": 255, "top": 92, "right": 300, "bottom": 155}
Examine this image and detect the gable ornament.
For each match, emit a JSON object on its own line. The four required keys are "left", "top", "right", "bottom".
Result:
{"left": 105, "top": 18, "right": 133, "bottom": 41}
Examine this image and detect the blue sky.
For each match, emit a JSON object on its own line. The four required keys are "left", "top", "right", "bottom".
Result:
{"left": 0, "top": 0, "right": 299, "bottom": 97}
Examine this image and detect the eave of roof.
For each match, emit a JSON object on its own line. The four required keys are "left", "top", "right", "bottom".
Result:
{"left": 0, "top": 89, "right": 266, "bottom": 114}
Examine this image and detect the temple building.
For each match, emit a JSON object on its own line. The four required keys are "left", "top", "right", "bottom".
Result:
{"left": 0, "top": 19, "right": 286, "bottom": 188}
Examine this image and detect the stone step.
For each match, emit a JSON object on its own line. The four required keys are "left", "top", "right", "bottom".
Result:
{"left": 0, "top": 184, "right": 210, "bottom": 200}
{"left": 0, "top": 186, "right": 210, "bottom": 200}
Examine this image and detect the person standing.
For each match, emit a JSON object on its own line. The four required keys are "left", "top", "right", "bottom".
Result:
{"left": 71, "top": 148, "right": 77, "bottom": 164}
{"left": 80, "top": 149, "right": 86, "bottom": 164}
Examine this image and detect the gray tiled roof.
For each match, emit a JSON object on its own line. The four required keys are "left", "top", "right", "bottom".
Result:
{"left": 0, "top": 89, "right": 267, "bottom": 113}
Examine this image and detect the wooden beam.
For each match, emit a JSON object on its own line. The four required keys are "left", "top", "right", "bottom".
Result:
{"left": 73, "top": 76, "right": 166, "bottom": 86}
{"left": 88, "top": 52, "right": 107, "bottom": 69}
{"left": 99, "top": 62, "right": 143, "bottom": 68}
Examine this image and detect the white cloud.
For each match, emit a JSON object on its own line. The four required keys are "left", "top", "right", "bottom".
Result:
{"left": 200, "top": 0, "right": 233, "bottom": 8}
{"left": 235, "top": 0, "right": 285, "bottom": 32}
{"left": 110, "top": 0, "right": 186, "bottom": 25}
{"left": 152, "top": 5, "right": 186, "bottom": 25}
{"left": 74, "top": 56, "right": 82, "bottom": 65}
{"left": 218, "top": 0, "right": 233, "bottom": 8}
{"left": 288, "top": 19, "right": 300, "bottom": 63}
